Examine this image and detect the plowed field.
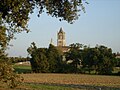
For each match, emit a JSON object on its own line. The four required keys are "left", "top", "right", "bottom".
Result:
{"left": 21, "top": 73, "right": 120, "bottom": 88}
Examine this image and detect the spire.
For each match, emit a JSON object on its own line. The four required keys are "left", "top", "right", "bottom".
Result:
{"left": 50, "top": 38, "right": 53, "bottom": 45}
{"left": 59, "top": 27, "right": 63, "bottom": 33}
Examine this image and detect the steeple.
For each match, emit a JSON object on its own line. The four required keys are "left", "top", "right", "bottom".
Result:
{"left": 59, "top": 27, "right": 64, "bottom": 33}
{"left": 57, "top": 27, "right": 66, "bottom": 47}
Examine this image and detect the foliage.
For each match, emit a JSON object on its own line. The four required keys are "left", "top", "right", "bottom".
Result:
{"left": 27, "top": 42, "right": 117, "bottom": 75}
{"left": 35, "top": 0, "right": 86, "bottom": 23}
{"left": 9, "top": 56, "right": 29, "bottom": 63}
{"left": 27, "top": 43, "right": 63, "bottom": 73}
{"left": 0, "top": 26, "right": 7, "bottom": 48}
{"left": 0, "top": 0, "right": 86, "bottom": 45}
{"left": 0, "top": 60, "right": 23, "bottom": 88}
{"left": 64, "top": 43, "right": 116, "bottom": 74}
{"left": 0, "top": 49, "right": 27, "bottom": 88}
{"left": 82, "top": 45, "right": 116, "bottom": 75}
{"left": 65, "top": 43, "right": 83, "bottom": 73}
{"left": 82, "top": 47, "right": 100, "bottom": 73}
{"left": 0, "top": 0, "right": 32, "bottom": 44}
{"left": 27, "top": 42, "right": 49, "bottom": 73}
{"left": 47, "top": 44, "right": 62, "bottom": 73}
{"left": 114, "top": 58, "right": 120, "bottom": 67}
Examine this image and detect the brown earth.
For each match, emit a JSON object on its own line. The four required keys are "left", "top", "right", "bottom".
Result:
{"left": 21, "top": 73, "right": 120, "bottom": 88}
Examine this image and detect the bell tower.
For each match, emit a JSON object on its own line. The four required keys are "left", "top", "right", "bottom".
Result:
{"left": 57, "top": 28, "right": 66, "bottom": 47}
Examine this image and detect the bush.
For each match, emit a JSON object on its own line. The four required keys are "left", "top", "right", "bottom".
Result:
{"left": 0, "top": 60, "right": 23, "bottom": 88}
{"left": 117, "top": 71, "right": 120, "bottom": 76}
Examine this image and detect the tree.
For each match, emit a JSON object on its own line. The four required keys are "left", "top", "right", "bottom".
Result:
{"left": 0, "top": 0, "right": 86, "bottom": 45}
{"left": 65, "top": 43, "right": 83, "bottom": 73}
{"left": 27, "top": 43, "right": 63, "bottom": 73}
{"left": 114, "top": 58, "right": 120, "bottom": 67}
{"left": 0, "top": 53, "right": 23, "bottom": 88}
{"left": 82, "top": 45, "right": 115, "bottom": 75}
{"left": 97, "top": 46, "right": 115, "bottom": 75}
{"left": 27, "top": 42, "right": 49, "bottom": 73}
{"left": 82, "top": 47, "right": 100, "bottom": 74}
{"left": 47, "top": 44, "right": 62, "bottom": 73}
{"left": 0, "top": 26, "right": 7, "bottom": 48}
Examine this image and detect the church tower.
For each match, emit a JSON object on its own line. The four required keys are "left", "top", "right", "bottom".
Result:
{"left": 57, "top": 28, "right": 66, "bottom": 47}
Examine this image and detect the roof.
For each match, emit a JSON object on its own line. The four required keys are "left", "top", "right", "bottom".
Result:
{"left": 58, "top": 27, "right": 64, "bottom": 33}
{"left": 56, "top": 46, "right": 70, "bottom": 53}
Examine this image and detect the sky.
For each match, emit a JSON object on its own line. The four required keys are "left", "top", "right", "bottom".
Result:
{"left": 7, "top": 0, "right": 120, "bottom": 57}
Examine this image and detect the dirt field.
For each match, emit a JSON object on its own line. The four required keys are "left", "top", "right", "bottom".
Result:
{"left": 21, "top": 73, "right": 120, "bottom": 88}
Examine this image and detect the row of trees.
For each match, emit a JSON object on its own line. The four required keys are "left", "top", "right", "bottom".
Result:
{"left": 9, "top": 56, "right": 29, "bottom": 63}
{"left": 27, "top": 42, "right": 62, "bottom": 73}
{"left": 27, "top": 42, "right": 119, "bottom": 75}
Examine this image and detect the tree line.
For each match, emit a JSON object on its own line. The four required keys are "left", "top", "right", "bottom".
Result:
{"left": 27, "top": 42, "right": 120, "bottom": 75}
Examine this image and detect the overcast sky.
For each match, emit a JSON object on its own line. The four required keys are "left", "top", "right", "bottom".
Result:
{"left": 7, "top": 0, "right": 120, "bottom": 57}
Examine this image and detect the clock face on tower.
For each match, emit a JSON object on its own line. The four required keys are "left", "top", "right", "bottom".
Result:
{"left": 59, "top": 35, "right": 62, "bottom": 39}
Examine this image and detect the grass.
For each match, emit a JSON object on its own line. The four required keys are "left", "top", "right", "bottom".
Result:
{"left": 13, "top": 64, "right": 32, "bottom": 74}
{"left": 26, "top": 83, "right": 85, "bottom": 90}
{"left": 0, "top": 81, "right": 84, "bottom": 90}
